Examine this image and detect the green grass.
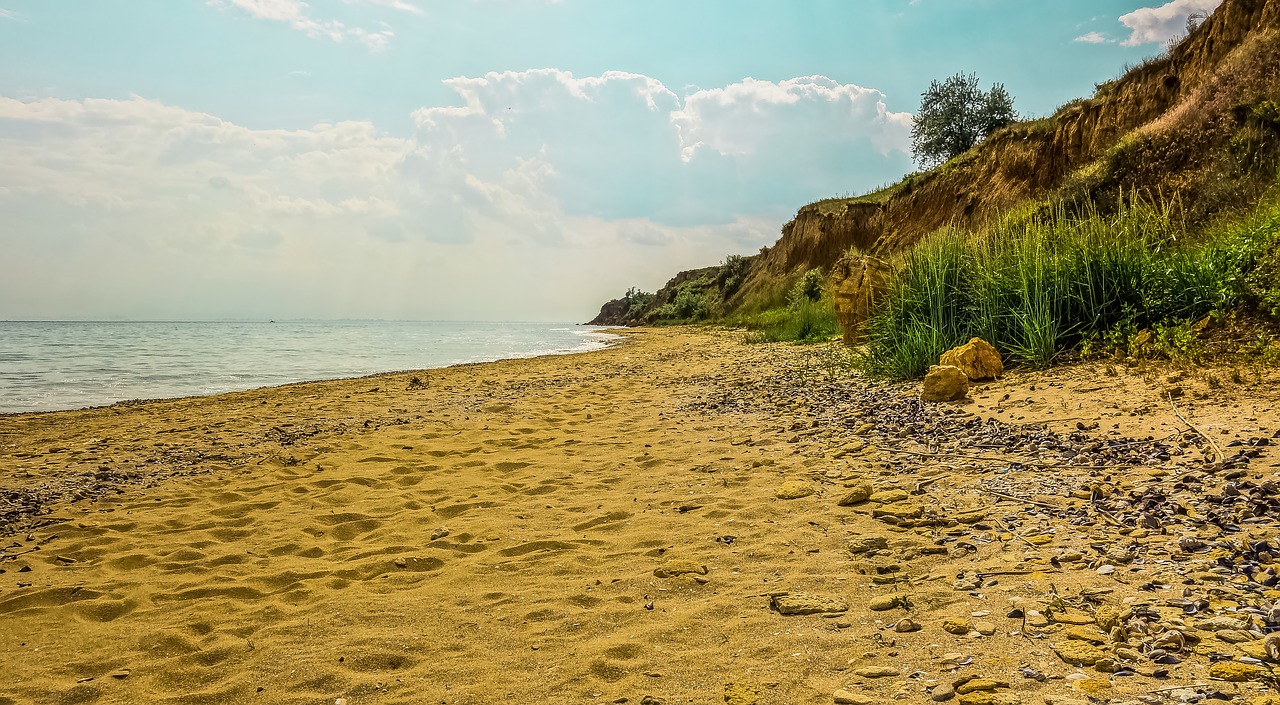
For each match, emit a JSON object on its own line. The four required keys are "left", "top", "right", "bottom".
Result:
{"left": 860, "top": 195, "right": 1280, "bottom": 378}
{"left": 739, "top": 299, "right": 840, "bottom": 344}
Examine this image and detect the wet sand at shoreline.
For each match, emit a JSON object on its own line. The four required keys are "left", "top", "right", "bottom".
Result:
{"left": 2, "top": 328, "right": 1278, "bottom": 705}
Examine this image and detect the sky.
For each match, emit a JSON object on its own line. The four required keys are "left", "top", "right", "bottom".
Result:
{"left": 0, "top": 0, "right": 1223, "bottom": 322}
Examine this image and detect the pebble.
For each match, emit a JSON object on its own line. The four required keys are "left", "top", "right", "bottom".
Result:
{"left": 943, "top": 619, "right": 972, "bottom": 635}
{"left": 771, "top": 593, "right": 847, "bottom": 615}
{"left": 776, "top": 481, "right": 816, "bottom": 500}
{"left": 847, "top": 536, "right": 888, "bottom": 554}
{"left": 833, "top": 691, "right": 873, "bottom": 705}
{"left": 894, "top": 617, "right": 922, "bottom": 633}
{"left": 867, "top": 595, "right": 905, "bottom": 611}
{"left": 836, "top": 483, "right": 874, "bottom": 506}
{"left": 973, "top": 621, "right": 996, "bottom": 636}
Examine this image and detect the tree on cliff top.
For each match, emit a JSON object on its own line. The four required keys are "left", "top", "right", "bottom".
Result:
{"left": 911, "top": 73, "right": 1016, "bottom": 167}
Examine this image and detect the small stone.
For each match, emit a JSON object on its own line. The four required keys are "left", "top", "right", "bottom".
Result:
{"left": 943, "top": 619, "right": 972, "bottom": 635}
{"left": 776, "top": 481, "right": 816, "bottom": 500}
{"left": 931, "top": 683, "right": 956, "bottom": 702}
{"left": 1071, "top": 678, "right": 1112, "bottom": 696}
{"left": 853, "top": 666, "right": 899, "bottom": 678}
{"left": 1209, "top": 661, "right": 1265, "bottom": 681}
{"left": 1197, "top": 615, "right": 1250, "bottom": 631}
{"left": 430, "top": 527, "right": 450, "bottom": 540}
{"left": 869, "top": 489, "right": 909, "bottom": 504}
{"left": 833, "top": 690, "right": 874, "bottom": 705}
{"left": 723, "top": 682, "right": 759, "bottom": 705}
{"left": 922, "top": 365, "right": 969, "bottom": 402}
{"left": 653, "top": 561, "right": 707, "bottom": 578}
{"left": 1052, "top": 640, "right": 1109, "bottom": 666}
{"left": 837, "top": 483, "right": 874, "bottom": 506}
{"left": 771, "top": 593, "right": 847, "bottom": 615}
{"left": 868, "top": 595, "right": 904, "bottom": 611}
{"left": 1217, "top": 629, "right": 1254, "bottom": 644}
{"left": 974, "top": 621, "right": 996, "bottom": 636}
{"left": 895, "top": 618, "right": 922, "bottom": 633}
{"left": 847, "top": 536, "right": 888, "bottom": 554}
{"left": 955, "top": 679, "right": 1008, "bottom": 694}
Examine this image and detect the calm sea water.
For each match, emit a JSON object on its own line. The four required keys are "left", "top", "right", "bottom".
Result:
{"left": 0, "top": 321, "right": 619, "bottom": 414}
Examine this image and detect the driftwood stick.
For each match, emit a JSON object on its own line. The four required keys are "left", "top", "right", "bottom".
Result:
{"left": 1168, "top": 392, "right": 1223, "bottom": 466}
{"left": 976, "top": 488, "right": 1058, "bottom": 509}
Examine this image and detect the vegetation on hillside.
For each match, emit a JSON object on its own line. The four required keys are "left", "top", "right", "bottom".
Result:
{"left": 859, "top": 188, "right": 1280, "bottom": 378}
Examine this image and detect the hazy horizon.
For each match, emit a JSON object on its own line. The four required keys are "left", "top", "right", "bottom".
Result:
{"left": 0, "top": 0, "right": 1221, "bottom": 322}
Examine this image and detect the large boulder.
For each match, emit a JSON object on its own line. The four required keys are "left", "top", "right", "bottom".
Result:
{"left": 939, "top": 337, "right": 1003, "bottom": 380}
{"left": 921, "top": 365, "right": 969, "bottom": 402}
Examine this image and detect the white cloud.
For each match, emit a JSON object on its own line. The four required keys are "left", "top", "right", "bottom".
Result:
{"left": 208, "top": 0, "right": 395, "bottom": 51}
{"left": 0, "top": 71, "right": 913, "bottom": 320}
{"left": 671, "top": 76, "right": 912, "bottom": 162}
{"left": 0, "top": 7, "right": 21, "bottom": 21}
{"left": 350, "top": 0, "right": 424, "bottom": 15}
{"left": 1118, "top": 0, "right": 1222, "bottom": 46}
{"left": 1073, "top": 31, "right": 1108, "bottom": 43}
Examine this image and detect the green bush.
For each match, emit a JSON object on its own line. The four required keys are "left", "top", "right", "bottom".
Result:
{"left": 789, "top": 269, "right": 825, "bottom": 306}
{"left": 718, "top": 255, "right": 748, "bottom": 295}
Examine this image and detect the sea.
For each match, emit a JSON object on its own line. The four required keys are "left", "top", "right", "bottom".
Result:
{"left": 0, "top": 321, "right": 620, "bottom": 414}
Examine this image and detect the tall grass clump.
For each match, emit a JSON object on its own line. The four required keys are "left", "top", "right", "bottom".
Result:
{"left": 861, "top": 197, "right": 1270, "bottom": 378}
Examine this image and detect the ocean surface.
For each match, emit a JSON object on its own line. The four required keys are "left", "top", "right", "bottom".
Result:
{"left": 0, "top": 321, "right": 620, "bottom": 414}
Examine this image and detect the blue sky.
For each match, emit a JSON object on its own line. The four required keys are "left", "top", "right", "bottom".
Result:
{"left": 0, "top": 0, "right": 1221, "bottom": 320}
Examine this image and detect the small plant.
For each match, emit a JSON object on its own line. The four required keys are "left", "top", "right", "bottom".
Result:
{"left": 788, "top": 269, "right": 825, "bottom": 306}
{"left": 407, "top": 375, "right": 427, "bottom": 390}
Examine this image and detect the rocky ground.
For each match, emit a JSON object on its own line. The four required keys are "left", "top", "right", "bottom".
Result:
{"left": 707, "top": 340, "right": 1280, "bottom": 705}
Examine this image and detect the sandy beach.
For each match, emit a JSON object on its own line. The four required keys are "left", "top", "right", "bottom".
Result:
{"left": 2, "top": 328, "right": 1279, "bottom": 705}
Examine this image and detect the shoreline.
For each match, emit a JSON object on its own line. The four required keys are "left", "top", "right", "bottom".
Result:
{"left": 2, "top": 328, "right": 1278, "bottom": 704}
{"left": 0, "top": 325, "right": 629, "bottom": 419}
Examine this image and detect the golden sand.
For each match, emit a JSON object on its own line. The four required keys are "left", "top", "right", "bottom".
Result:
{"left": 1, "top": 329, "right": 1277, "bottom": 705}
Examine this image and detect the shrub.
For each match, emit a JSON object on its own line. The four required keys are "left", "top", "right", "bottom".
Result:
{"left": 788, "top": 269, "right": 824, "bottom": 306}
{"left": 718, "top": 255, "right": 748, "bottom": 295}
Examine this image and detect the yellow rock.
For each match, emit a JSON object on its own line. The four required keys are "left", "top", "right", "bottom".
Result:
{"left": 957, "top": 694, "right": 995, "bottom": 705}
{"left": 1248, "top": 696, "right": 1280, "bottom": 705}
{"left": 1237, "top": 640, "right": 1269, "bottom": 661}
{"left": 1208, "top": 661, "right": 1266, "bottom": 682}
{"left": 776, "top": 481, "right": 815, "bottom": 500}
{"left": 1026, "top": 533, "right": 1054, "bottom": 545}
{"left": 723, "top": 682, "right": 759, "bottom": 705}
{"left": 956, "top": 678, "right": 1009, "bottom": 694}
{"left": 836, "top": 483, "right": 874, "bottom": 506}
{"left": 1052, "top": 640, "right": 1108, "bottom": 666}
{"left": 1072, "top": 678, "right": 1112, "bottom": 695}
{"left": 869, "top": 489, "right": 909, "bottom": 503}
{"left": 955, "top": 511, "right": 986, "bottom": 524}
{"left": 943, "top": 619, "right": 972, "bottom": 635}
{"left": 653, "top": 561, "right": 708, "bottom": 578}
{"left": 922, "top": 364, "right": 969, "bottom": 402}
{"left": 1095, "top": 605, "right": 1122, "bottom": 632}
{"left": 872, "top": 504, "right": 922, "bottom": 520}
{"left": 939, "top": 337, "right": 1004, "bottom": 381}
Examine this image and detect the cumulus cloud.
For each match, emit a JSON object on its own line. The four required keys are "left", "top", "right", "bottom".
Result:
{"left": 672, "top": 76, "right": 912, "bottom": 162}
{"left": 208, "top": 0, "right": 395, "bottom": 51}
{"left": 1073, "top": 31, "right": 1108, "bottom": 43}
{"left": 0, "top": 70, "right": 914, "bottom": 320}
{"left": 1118, "top": 0, "right": 1222, "bottom": 46}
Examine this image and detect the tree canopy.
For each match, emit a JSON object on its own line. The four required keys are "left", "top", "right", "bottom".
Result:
{"left": 910, "top": 73, "right": 1016, "bottom": 167}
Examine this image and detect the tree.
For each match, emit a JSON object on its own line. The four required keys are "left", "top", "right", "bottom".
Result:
{"left": 911, "top": 73, "right": 1017, "bottom": 167}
